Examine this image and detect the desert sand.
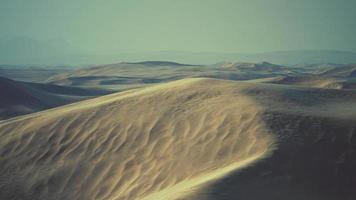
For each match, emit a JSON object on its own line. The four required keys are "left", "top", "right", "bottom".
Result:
{"left": 0, "top": 76, "right": 111, "bottom": 120}
{"left": 0, "top": 78, "right": 355, "bottom": 200}
{"left": 45, "top": 61, "right": 291, "bottom": 90}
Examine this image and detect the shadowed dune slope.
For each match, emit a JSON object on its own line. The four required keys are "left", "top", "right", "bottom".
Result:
{"left": 1, "top": 78, "right": 356, "bottom": 200}
{"left": 0, "top": 76, "right": 111, "bottom": 120}
{"left": 0, "top": 78, "right": 274, "bottom": 200}
{"left": 0, "top": 65, "right": 70, "bottom": 82}
{"left": 260, "top": 75, "right": 356, "bottom": 90}
{"left": 266, "top": 76, "right": 344, "bottom": 89}
{"left": 185, "top": 82, "right": 356, "bottom": 200}
{"left": 321, "top": 64, "right": 356, "bottom": 78}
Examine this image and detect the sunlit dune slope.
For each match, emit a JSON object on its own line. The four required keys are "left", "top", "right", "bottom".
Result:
{"left": 1, "top": 78, "right": 356, "bottom": 200}
{"left": 0, "top": 78, "right": 274, "bottom": 200}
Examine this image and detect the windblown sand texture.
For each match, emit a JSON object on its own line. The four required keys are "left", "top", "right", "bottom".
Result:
{"left": 0, "top": 79, "right": 274, "bottom": 200}
{"left": 0, "top": 78, "right": 355, "bottom": 200}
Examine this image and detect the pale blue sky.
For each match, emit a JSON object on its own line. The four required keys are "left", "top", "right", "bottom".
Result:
{"left": 1, "top": 0, "right": 356, "bottom": 54}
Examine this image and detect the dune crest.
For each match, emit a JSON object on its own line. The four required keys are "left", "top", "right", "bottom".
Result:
{"left": 0, "top": 78, "right": 275, "bottom": 200}
{"left": 140, "top": 152, "right": 268, "bottom": 200}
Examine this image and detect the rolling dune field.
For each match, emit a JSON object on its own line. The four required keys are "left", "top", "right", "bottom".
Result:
{"left": 0, "top": 78, "right": 355, "bottom": 200}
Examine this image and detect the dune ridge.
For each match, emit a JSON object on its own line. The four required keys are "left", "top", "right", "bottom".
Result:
{"left": 185, "top": 81, "right": 356, "bottom": 200}
{"left": 2, "top": 78, "right": 356, "bottom": 200}
{"left": 140, "top": 152, "right": 269, "bottom": 200}
{"left": 0, "top": 78, "right": 275, "bottom": 200}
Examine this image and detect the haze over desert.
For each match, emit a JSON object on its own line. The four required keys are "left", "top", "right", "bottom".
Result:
{"left": 1, "top": 0, "right": 356, "bottom": 199}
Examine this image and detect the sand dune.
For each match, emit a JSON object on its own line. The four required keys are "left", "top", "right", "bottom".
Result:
{"left": 0, "top": 65, "right": 70, "bottom": 82}
{"left": 45, "top": 61, "right": 297, "bottom": 90}
{"left": 0, "top": 76, "right": 111, "bottom": 120}
{"left": 0, "top": 78, "right": 355, "bottom": 200}
{"left": 46, "top": 61, "right": 205, "bottom": 89}
{"left": 0, "top": 78, "right": 274, "bottom": 200}
{"left": 261, "top": 75, "right": 356, "bottom": 90}
{"left": 188, "top": 83, "right": 356, "bottom": 200}
{"left": 219, "top": 62, "right": 287, "bottom": 72}
{"left": 321, "top": 64, "right": 356, "bottom": 78}
{"left": 266, "top": 76, "right": 343, "bottom": 89}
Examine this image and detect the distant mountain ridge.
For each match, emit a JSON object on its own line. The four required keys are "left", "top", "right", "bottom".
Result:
{"left": 0, "top": 37, "right": 356, "bottom": 65}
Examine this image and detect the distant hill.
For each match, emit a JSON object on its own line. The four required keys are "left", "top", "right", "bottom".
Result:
{"left": 241, "top": 50, "right": 356, "bottom": 65}
{"left": 152, "top": 50, "right": 356, "bottom": 65}
{"left": 0, "top": 37, "right": 355, "bottom": 66}
{"left": 321, "top": 64, "right": 356, "bottom": 78}
{"left": 84, "top": 50, "right": 356, "bottom": 65}
{"left": 46, "top": 61, "right": 296, "bottom": 90}
{"left": 0, "top": 65, "right": 71, "bottom": 82}
{"left": 256, "top": 64, "right": 356, "bottom": 89}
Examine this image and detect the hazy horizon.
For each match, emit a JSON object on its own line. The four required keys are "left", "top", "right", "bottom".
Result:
{"left": 1, "top": 0, "right": 356, "bottom": 55}
{"left": 2, "top": 1, "right": 356, "bottom": 200}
